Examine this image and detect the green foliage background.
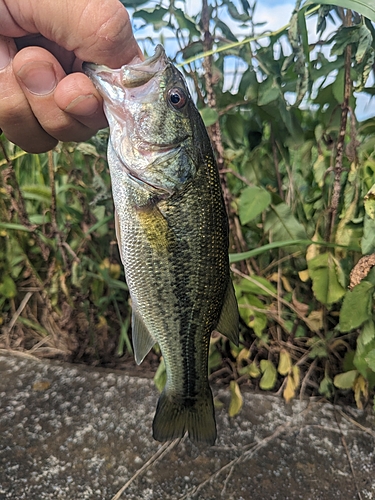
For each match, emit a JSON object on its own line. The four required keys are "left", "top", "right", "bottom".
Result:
{"left": 1, "top": 0, "right": 375, "bottom": 413}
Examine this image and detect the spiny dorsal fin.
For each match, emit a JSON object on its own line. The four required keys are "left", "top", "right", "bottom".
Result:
{"left": 132, "top": 309, "right": 157, "bottom": 365}
{"left": 215, "top": 279, "right": 239, "bottom": 346}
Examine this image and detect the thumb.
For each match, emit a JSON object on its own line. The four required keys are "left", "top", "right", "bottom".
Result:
{"left": 2, "top": 0, "right": 142, "bottom": 67}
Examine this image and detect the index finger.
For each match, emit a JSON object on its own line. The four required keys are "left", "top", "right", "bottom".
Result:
{"left": 1, "top": 0, "right": 142, "bottom": 67}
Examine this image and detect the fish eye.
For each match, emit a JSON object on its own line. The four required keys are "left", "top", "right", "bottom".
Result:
{"left": 168, "top": 88, "right": 187, "bottom": 109}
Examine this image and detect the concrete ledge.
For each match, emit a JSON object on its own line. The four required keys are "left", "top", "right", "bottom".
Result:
{"left": 0, "top": 353, "right": 374, "bottom": 499}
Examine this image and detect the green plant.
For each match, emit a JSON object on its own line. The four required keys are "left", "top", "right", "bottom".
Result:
{"left": 2, "top": 0, "right": 375, "bottom": 416}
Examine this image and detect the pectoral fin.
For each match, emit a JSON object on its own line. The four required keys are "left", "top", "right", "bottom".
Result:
{"left": 215, "top": 280, "right": 239, "bottom": 346}
{"left": 132, "top": 309, "right": 157, "bottom": 365}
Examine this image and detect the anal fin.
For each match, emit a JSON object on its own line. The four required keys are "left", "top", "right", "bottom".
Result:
{"left": 215, "top": 279, "right": 239, "bottom": 346}
{"left": 132, "top": 310, "right": 156, "bottom": 365}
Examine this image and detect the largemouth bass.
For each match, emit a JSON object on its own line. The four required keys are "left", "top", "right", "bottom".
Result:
{"left": 84, "top": 45, "right": 238, "bottom": 445}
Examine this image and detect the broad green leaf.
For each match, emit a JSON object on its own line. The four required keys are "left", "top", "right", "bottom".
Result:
{"left": 0, "top": 276, "right": 17, "bottom": 298}
{"left": 332, "top": 69, "right": 344, "bottom": 104}
{"left": 351, "top": 327, "right": 375, "bottom": 377}
{"left": 226, "top": 0, "right": 251, "bottom": 22}
{"left": 258, "top": 77, "right": 280, "bottom": 106}
{"left": 365, "top": 349, "right": 375, "bottom": 371}
{"left": 362, "top": 320, "right": 375, "bottom": 345}
{"left": 200, "top": 107, "right": 219, "bottom": 127}
{"left": 229, "top": 380, "right": 243, "bottom": 417}
{"left": 259, "top": 360, "right": 277, "bottom": 390}
{"left": 264, "top": 203, "right": 307, "bottom": 243}
{"left": 334, "top": 370, "right": 358, "bottom": 389}
{"left": 237, "top": 293, "right": 268, "bottom": 337}
{"left": 303, "top": 0, "right": 375, "bottom": 24}
{"left": 339, "top": 281, "right": 374, "bottom": 332}
{"left": 236, "top": 276, "right": 277, "bottom": 296}
{"left": 251, "top": 313, "right": 268, "bottom": 338}
{"left": 307, "top": 252, "right": 346, "bottom": 305}
{"left": 364, "top": 184, "right": 375, "bottom": 218}
{"left": 319, "top": 375, "right": 334, "bottom": 397}
{"left": 174, "top": 9, "right": 200, "bottom": 37}
{"left": 238, "top": 186, "right": 271, "bottom": 224}
{"left": 356, "top": 24, "right": 373, "bottom": 63}
{"left": 361, "top": 215, "right": 375, "bottom": 254}
{"left": 133, "top": 7, "right": 169, "bottom": 29}
{"left": 215, "top": 19, "right": 238, "bottom": 42}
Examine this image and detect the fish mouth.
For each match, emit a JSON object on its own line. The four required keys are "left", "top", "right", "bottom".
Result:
{"left": 83, "top": 45, "right": 169, "bottom": 96}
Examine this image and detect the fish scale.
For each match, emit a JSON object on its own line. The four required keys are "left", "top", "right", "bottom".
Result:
{"left": 84, "top": 45, "right": 239, "bottom": 445}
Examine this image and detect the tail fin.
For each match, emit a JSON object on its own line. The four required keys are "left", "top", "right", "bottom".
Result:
{"left": 152, "top": 388, "right": 216, "bottom": 446}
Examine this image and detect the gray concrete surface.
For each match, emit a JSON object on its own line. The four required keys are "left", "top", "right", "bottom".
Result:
{"left": 0, "top": 352, "right": 374, "bottom": 500}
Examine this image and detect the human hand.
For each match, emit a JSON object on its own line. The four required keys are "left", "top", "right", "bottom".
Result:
{"left": 0, "top": 0, "right": 142, "bottom": 153}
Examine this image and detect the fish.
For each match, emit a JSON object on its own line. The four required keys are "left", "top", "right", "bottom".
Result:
{"left": 84, "top": 45, "right": 239, "bottom": 445}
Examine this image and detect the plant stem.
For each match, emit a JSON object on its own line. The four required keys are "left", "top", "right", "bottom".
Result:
{"left": 201, "top": 0, "right": 248, "bottom": 268}
{"left": 328, "top": 9, "right": 352, "bottom": 241}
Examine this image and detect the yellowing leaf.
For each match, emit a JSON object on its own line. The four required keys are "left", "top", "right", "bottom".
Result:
{"left": 298, "top": 269, "right": 310, "bottom": 282}
{"left": 248, "top": 362, "right": 261, "bottom": 378}
{"left": 306, "top": 231, "right": 321, "bottom": 261}
{"left": 353, "top": 374, "right": 368, "bottom": 410}
{"left": 259, "top": 360, "right": 277, "bottom": 390}
{"left": 283, "top": 376, "right": 295, "bottom": 403}
{"left": 278, "top": 350, "right": 292, "bottom": 376}
{"left": 269, "top": 273, "right": 293, "bottom": 292}
{"left": 237, "top": 348, "right": 250, "bottom": 364}
{"left": 229, "top": 380, "right": 243, "bottom": 417}
{"left": 281, "top": 275, "right": 292, "bottom": 292}
{"left": 283, "top": 366, "right": 300, "bottom": 403}
{"left": 292, "top": 365, "right": 300, "bottom": 387}
{"left": 269, "top": 272, "right": 278, "bottom": 283}
{"left": 306, "top": 310, "right": 324, "bottom": 332}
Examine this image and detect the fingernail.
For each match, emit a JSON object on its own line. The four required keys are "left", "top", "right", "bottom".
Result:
{"left": 64, "top": 94, "right": 99, "bottom": 116}
{"left": 17, "top": 61, "right": 57, "bottom": 95}
{"left": 0, "top": 38, "right": 11, "bottom": 70}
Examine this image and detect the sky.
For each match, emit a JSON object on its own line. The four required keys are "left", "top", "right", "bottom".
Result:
{"left": 128, "top": 0, "right": 374, "bottom": 121}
